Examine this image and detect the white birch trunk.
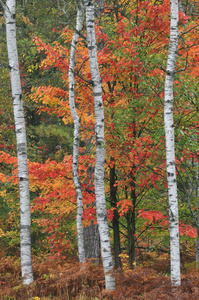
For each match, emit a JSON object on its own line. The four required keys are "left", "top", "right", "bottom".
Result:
{"left": 1, "top": 0, "right": 33, "bottom": 285}
{"left": 84, "top": 0, "right": 115, "bottom": 290}
{"left": 69, "top": 0, "right": 85, "bottom": 264}
{"left": 164, "top": 0, "right": 181, "bottom": 287}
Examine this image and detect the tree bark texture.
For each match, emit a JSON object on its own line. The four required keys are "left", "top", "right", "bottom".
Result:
{"left": 128, "top": 173, "right": 136, "bottom": 268}
{"left": 68, "top": 0, "right": 85, "bottom": 263}
{"left": 196, "top": 160, "right": 199, "bottom": 268}
{"left": 196, "top": 238, "right": 199, "bottom": 269}
{"left": 83, "top": 145, "right": 100, "bottom": 263}
{"left": 164, "top": 0, "right": 181, "bottom": 287}
{"left": 84, "top": 0, "right": 116, "bottom": 290}
{"left": 2, "top": 0, "right": 33, "bottom": 285}
{"left": 84, "top": 222, "right": 100, "bottom": 263}
{"left": 110, "top": 164, "right": 122, "bottom": 268}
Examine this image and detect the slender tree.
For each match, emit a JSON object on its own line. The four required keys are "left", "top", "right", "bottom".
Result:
{"left": 58, "top": 0, "right": 100, "bottom": 263}
{"left": 0, "top": 0, "right": 33, "bottom": 284}
{"left": 83, "top": 0, "right": 116, "bottom": 290}
{"left": 164, "top": 0, "right": 181, "bottom": 287}
{"left": 109, "top": 163, "right": 122, "bottom": 268}
{"left": 68, "top": 0, "right": 85, "bottom": 263}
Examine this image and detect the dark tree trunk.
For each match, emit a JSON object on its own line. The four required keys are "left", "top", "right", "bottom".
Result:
{"left": 127, "top": 210, "right": 136, "bottom": 268}
{"left": 110, "top": 164, "right": 122, "bottom": 268}
{"left": 84, "top": 138, "right": 100, "bottom": 263}
{"left": 84, "top": 222, "right": 100, "bottom": 263}
{"left": 126, "top": 172, "right": 136, "bottom": 268}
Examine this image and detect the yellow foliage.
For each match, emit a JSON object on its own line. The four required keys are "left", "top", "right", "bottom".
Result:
{"left": 21, "top": 15, "right": 33, "bottom": 26}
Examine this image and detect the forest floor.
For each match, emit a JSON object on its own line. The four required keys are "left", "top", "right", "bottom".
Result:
{"left": 1, "top": 247, "right": 199, "bottom": 300}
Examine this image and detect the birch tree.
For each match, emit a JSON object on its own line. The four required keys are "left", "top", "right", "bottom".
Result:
{"left": 83, "top": 0, "right": 116, "bottom": 290}
{"left": 0, "top": 0, "right": 33, "bottom": 285}
{"left": 164, "top": 0, "right": 181, "bottom": 287}
{"left": 68, "top": 0, "right": 85, "bottom": 264}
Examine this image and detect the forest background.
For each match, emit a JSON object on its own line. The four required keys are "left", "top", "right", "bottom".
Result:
{"left": 0, "top": 0, "right": 199, "bottom": 299}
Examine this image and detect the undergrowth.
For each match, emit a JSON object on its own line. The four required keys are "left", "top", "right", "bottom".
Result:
{"left": 1, "top": 247, "right": 199, "bottom": 300}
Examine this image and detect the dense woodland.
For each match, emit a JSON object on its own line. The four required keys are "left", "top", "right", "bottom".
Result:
{"left": 0, "top": 0, "right": 199, "bottom": 298}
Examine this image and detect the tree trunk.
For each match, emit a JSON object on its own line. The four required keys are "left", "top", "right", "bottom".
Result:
{"left": 196, "top": 237, "right": 199, "bottom": 269}
{"left": 195, "top": 161, "right": 199, "bottom": 269}
{"left": 127, "top": 210, "right": 136, "bottom": 268}
{"left": 164, "top": 0, "right": 181, "bottom": 287}
{"left": 84, "top": 0, "right": 115, "bottom": 290}
{"left": 84, "top": 222, "right": 100, "bottom": 263}
{"left": 110, "top": 164, "right": 122, "bottom": 268}
{"left": 127, "top": 200, "right": 136, "bottom": 267}
{"left": 68, "top": 0, "right": 85, "bottom": 263}
{"left": 83, "top": 140, "right": 100, "bottom": 263}
{"left": 2, "top": 0, "right": 33, "bottom": 285}
{"left": 129, "top": 173, "right": 136, "bottom": 268}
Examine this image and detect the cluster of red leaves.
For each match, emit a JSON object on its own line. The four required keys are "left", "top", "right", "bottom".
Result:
{"left": 138, "top": 209, "right": 197, "bottom": 238}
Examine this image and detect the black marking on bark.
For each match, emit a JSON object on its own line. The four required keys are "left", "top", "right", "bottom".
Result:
{"left": 88, "top": 45, "right": 95, "bottom": 50}
{"left": 9, "top": 65, "right": 12, "bottom": 71}
{"left": 101, "top": 119, "right": 104, "bottom": 122}
{"left": 16, "top": 128, "right": 22, "bottom": 134}
{"left": 103, "top": 248, "right": 108, "bottom": 252}
{"left": 166, "top": 100, "right": 173, "bottom": 104}
{"left": 170, "top": 209, "right": 175, "bottom": 222}
{"left": 13, "top": 14, "right": 16, "bottom": 19}
{"left": 21, "top": 243, "right": 31, "bottom": 247}
{"left": 166, "top": 70, "right": 174, "bottom": 76}
{"left": 18, "top": 142, "right": 26, "bottom": 147}
{"left": 94, "top": 92, "right": 102, "bottom": 97}
{"left": 19, "top": 94, "right": 22, "bottom": 101}
{"left": 19, "top": 177, "right": 28, "bottom": 181}
{"left": 21, "top": 262, "right": 32, "bottom": 267}
{"left": 21, "top": 225, "right": 30, "bottom": 229}
{"left": 98, "top": 102, "right": 102, "bottom": 106}
{"left": 87, "top": 0, "right": 93, "bottom": 6}
{"left": 168, "top": 172, "right": 174, "bottom": 177}
{"left": 98, "top": 213, "right": 104, "bottom": 218}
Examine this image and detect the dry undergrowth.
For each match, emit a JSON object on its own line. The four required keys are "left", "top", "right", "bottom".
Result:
{"left": 0, "top": 248, "right": 199, "bottom": 300}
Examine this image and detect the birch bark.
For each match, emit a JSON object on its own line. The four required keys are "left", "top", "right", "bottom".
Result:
{"left": 84, "top": 0, "right": 115, "bottom": 290}
{"left": 68, "top": 0, "right": 85, "bottom": 263}
{"left": 164, "top": 0, "right": 181, "bottom": 287}
{"left": 1, "top": 0, "right": 33, "bottom": 285}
